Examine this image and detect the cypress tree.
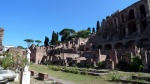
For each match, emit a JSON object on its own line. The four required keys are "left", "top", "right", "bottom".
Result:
{"left": 92, "top": 27, "right": 95, "bottom": 33}
{"left": 96, "top": 21, "right": 100, "bottom": 31}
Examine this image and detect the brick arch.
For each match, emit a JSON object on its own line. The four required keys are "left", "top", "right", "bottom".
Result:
{"left": 104, "top": 44, "right": 112, "bottom": 50}
{"left": 114, "top": 42, "right": 124, "bottom": 50}
{"left": 125, "top": 40, "right": 135, "bottom": 48}
{"left": 139, "top": 4, "right": 146, "bottom": 17}
{"left": 128, "top": 9, "right": 135, "bottom": 20}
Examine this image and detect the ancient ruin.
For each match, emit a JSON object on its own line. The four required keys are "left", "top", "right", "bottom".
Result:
{"left": 30, "top": 0, "right": 150, "bottom": 72}
{"left": 0, "top": 28, "right": 4, "bottom": 52}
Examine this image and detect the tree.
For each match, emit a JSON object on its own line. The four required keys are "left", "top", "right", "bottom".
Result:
{"left": 24, "top": 39, "right": 34, "bottom": 48}
{"left": 92, "top": 27, "right": 95, "bottom": 33}
{"left": 87, "top": 27, "right": 91, "bottom": 33}
{"left": 44, "top": 36, "right": 49, "bottom": 47}
{"left": 96, "top": 21, "right": 100, "bottom": 31}
{"left": 59, "top": 28, "right": 75, "bottom": 42}
{"left": 77, "top": 30, "right": 90, "bottom": 38}
{"left": 17, "top": 45, "right": 24, "bottom": 49}
{"left": 50, "top": 31, "right": 57, "bottom": 45}
{"left": 56, "top": 32, "right": 59, "bottom": 41}
{"left": 35, "top": 40, "right": 42, "bottom": 46}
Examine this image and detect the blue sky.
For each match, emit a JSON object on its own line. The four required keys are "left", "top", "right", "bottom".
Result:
{"left": 0, "top": 0, "right": 138, "bottom": 48}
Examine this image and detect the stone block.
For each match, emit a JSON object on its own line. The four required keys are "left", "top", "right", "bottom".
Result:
{"left": 30, "top": 70, "right": 35, "bottom": 76}
{"left": 38, "top": 72, "right": 48, "bottom": 80}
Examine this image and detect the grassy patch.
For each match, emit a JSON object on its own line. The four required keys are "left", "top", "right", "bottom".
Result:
{"left": 29, "top": 64, "right": 117, "bottom": 84}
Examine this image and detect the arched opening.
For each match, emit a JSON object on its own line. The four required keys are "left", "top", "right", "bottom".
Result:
{"left": 139, "top": 38, "right": 148, "bottom": 47}
{"left": 126, "top": 40, "right": 135, "bottom": 48}
{"left": 128, "top": 9, "right": 135, "bottom": 20}
{"left": 141, "top": 20, "right": 147, "bottom": 32}
{"left": 121, "top": 14, "right": 125, "bottom": 23}
{"left": 114, "top": 42, "right": 124, "bottom": 50}
{"left": 114, "top": 18, "right": 117, "bottom": 28}
{"left": 104, "top": 44, "right": 112, "bottom": 50}
{"left": 128, "top": 22, "right": 137, "bottom": 35}
{"left": 97, "top": 45, "right": 102, "bottom": 50}
{"left": 140, "top": 5, "right": 146, "bottom": 18}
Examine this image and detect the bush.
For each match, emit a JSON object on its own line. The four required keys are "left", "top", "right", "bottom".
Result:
{"left": 139, "top": 65, "right": 144, "bottom": 72}
{"left": 98, "top": 61, "right": 105, "bottom": 69}
{"left": 81, "top": 69, "right": 88, "bottom": 75}
{"left": 109, "top": 73, "right": 120, "bottom": 82}
{"left": 49, "top": 65, "right": 61, "bottom": 71}
{"left": 130, "top": 56, "right": 142, "bottom": 72}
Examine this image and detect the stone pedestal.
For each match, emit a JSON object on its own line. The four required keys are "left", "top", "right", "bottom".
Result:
{"left": 21, "top": 71, "right": 31, "bottom": 84}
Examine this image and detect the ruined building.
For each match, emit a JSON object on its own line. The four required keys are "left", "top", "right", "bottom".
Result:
{"left": 90, "top": 0, "right": 150, "bottom": 51}
{"left": 32, "top": 0, "right": 150, "bottom": 71}
{"left": 0, "top": 28, "right": 4, "bottom": 52}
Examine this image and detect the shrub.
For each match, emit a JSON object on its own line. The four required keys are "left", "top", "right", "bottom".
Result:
{"left": 110, "top": 75, "right": 119, "bottom": 82}
{"left": 81, "top": 69, "right": 88, "bottom": 75}
{"left": 49, "top": 65, "right": 61, "bottom": 71}
{"left": 130, "top": 56, "right": 142, "bottom": 72}
{"left": 98, "top": 61, "right": 105, "bottom": 69}
{"left": 109, "top": 73, "right": 120, "bottom": 82}
{"left": 139, "top": 65, "right": 144, "bottom": 72}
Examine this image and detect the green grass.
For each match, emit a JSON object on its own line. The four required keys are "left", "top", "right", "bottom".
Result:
{"left": 29, "top": 64, "right": 118, "bottom": 84}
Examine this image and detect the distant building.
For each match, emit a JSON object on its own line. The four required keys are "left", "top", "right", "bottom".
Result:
{"left": 3, "top": 45, "right": 14, "bottom": 51}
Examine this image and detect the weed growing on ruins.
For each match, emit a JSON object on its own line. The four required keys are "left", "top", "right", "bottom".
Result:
{"left": 109, "top": 72, "right": 120, "bottom": 82}
{"left": 130, "top": 56, "right": 143, "bottom": 72}
{"left": 0, "top": 53, "right": 28, "bottom": 70}
{"left": 98, "top": 61, "right": 105, "bottom": 69}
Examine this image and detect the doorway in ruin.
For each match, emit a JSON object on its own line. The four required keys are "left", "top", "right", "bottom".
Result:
{"left": 141, "top": 20, "right": 147, "bottom": 32}
{"left": 114, "top": 18, "right": 118, "bottom": 28}
{"left": 104, "top": 44, "right": 112, "bottom": 51}
{"left": 140, "top": 5, "right": 146, "bottom": 17}
{"left": 114, "top": 42, "right": 124, "bottom": 50}
{"left": 97, "top": 45, "right": 102, "bottom": 50}
{"left": 128, "top": 22, "right": 137, "bottom": 35}
{"left": 121, "top": 14, "right": 125, "bottom": 23}
{"left": 140, "top": 5, "right": 147, "bottom": 32}
{"left": 128, "top": 9, "right": 135, "bottom": 20}
{"left": 126, "top": 40, "right": 135, "bottom": 48}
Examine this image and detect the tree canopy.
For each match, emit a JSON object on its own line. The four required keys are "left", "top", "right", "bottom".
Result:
{"left": 35, "top": 40, "right": 42, "bottom": 46}
{"left": 17, "top": 45, "right": 24, "bottom": 49}
{"left": 44, "top": 36, "right": 49, "bottom": 47}
{"left": 59, "top": 28, "right": 75, "bottom": 42}
{"left": 24, "top": 39, "right": 34, "bottom": 48}
{"left": 76, "top": 30, "right": 90, "bottom": 38}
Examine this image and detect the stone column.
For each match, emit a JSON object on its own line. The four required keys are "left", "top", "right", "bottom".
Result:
{"left": 141, "top": 51, "right": 148, "bottom": 72}
{"left": 21, "top": 49, "right": 31, "bottom": 84}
